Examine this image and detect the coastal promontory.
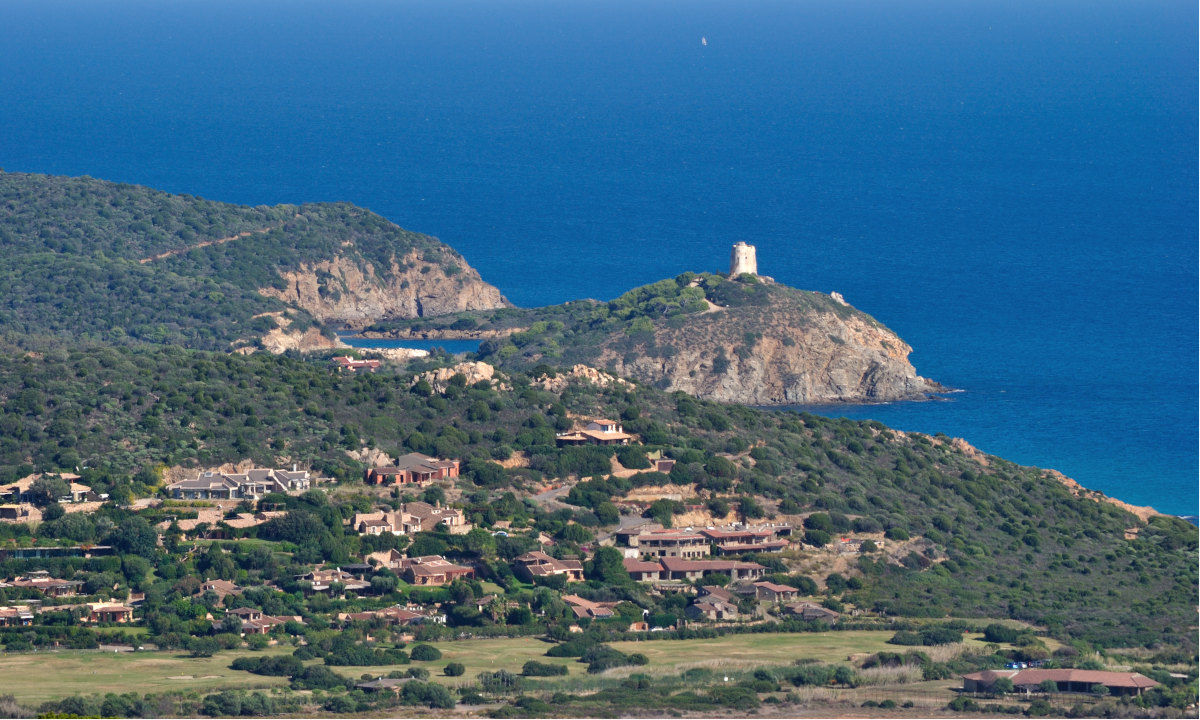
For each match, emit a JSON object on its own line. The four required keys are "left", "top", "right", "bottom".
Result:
{"left": 367, "top": 271, "right": 945, "bottom": 405}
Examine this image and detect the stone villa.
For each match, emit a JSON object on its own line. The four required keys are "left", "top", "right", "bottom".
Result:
{"left": 351, "top": 501, "right": 470, "bottom": 536}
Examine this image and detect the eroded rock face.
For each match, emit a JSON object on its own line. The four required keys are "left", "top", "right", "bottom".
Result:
{"left": 260, "top": 248, "right": 509, "bottom": 325}
{"left": 598, "top": 295, "right": 943, "bottom": 405}
{"left": 412, "top": 361, "right": 502, "bottom": 394}
{"left": 534, "top": 364, "right": 635, "bottom": 393}
{"left": 234, "top": 312, "right": 347, "bottom": 355}
{"left": 257, "top": 326, "right": 344, "bottom": 354}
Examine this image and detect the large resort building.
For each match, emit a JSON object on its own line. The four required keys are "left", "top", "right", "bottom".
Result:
{"left": 623, "top": 529, "right": 710, "bottom": 559}
{"left": 165, "top": 468, "right": 313, "bottom": 500}
{"left": 617, "top": 523, "right": 792, "bottom": 559}
{"left": 622, "top": 557, "right": 766, "bottom": 583}
{"left": 701, "top": 527, "right": 791, "bottom": 554}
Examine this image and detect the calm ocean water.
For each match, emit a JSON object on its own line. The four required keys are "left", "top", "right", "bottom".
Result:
{"left": 1, "top": 0, "right": 1195, "bottom": 514}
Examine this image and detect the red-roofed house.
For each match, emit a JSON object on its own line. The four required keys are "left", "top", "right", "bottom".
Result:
{"left": 686, "top": 597, "right": 739, "bottom": 621}
{"left": 83, "top": 602, "right": 134, "bottom": 623}
{"left": 753, "top": 581, "right": 799, "bottom": 602}
{"left": 365, "top": 454, "right": 460, "bottom": 486}
{"left": 395, "top": 556, "right": 474, "bottom": 586}
{"left": 561, "top": 594, "right": 618, "bottom": 619}
{"left": 333, "top": 356, "right": 381, "bottom": 373}
{"left": 513, "top": 551, "right": 583, "bottom": 582}
{"left": 622, "top": 558, "right": 665, "bottom": 582}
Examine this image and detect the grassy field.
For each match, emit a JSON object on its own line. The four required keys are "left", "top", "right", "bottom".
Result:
{"left": 339, "top": 630, "right": 921, "bottom": 684}
{"left": 1, "top": 629, "right": 1001, "bottom": 704}
{"left": 610, "top": 630, "right": 908, "bottom": 672}
{"left": 0, "top": 647, "right": 292, "bottom": 705}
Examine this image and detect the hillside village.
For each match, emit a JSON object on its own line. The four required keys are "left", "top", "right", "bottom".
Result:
{"left": 0, "top": 346, "right": 1193, "bottom": 719}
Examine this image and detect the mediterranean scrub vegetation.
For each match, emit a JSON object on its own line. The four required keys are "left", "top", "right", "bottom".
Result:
{"left": 0, "top": 171, "right": 468, "bottom": 349}
{"left": 0, "top": 337, "right": 1194, "bottom": 653}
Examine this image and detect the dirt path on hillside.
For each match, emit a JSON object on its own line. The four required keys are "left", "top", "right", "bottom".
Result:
{"left": 138, "top": 227, "right": 274, "bottom": 263}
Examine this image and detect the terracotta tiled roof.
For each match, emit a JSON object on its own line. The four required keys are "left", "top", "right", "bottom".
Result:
{"left": 660, "top": 557, "right": 764, "bottom": 573}
{"left": 622, "top": 559, "right": 665, "bottom": 573}
{"left": 753, "top": 581, "right": 798, "bottom": 593}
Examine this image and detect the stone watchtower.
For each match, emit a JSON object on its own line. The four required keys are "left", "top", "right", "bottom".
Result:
{"left": 729, "top": 242, "right": 758, "bottom": 278}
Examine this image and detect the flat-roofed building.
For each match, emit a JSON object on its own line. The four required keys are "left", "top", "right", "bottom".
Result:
{"left": 165, "top": 468, "right": 312, "bottom": 500}
{"left": 631, "top": 529, "right": 710, "bottom": 559}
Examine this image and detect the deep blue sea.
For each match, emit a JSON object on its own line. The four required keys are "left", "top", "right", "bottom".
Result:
{"left": 1, "top": 0, "right": 1195, "bottom": 514}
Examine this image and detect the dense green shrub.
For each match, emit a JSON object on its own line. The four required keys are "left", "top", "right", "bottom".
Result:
{"left": 522, "top": 660, "right": 569, "bottom": 676}
{"left": 410, "top": 644, "right": 442, "bottom": 661}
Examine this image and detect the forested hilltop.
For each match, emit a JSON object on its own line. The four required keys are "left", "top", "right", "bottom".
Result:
{"left": 0, "top": 339, "right": 1193, "bottom": 653}
{"left": 365, "top": 273, "right": 944, "bottom": 404}
{"left": 0, "top": 171, "right": 507, "bottom": 350}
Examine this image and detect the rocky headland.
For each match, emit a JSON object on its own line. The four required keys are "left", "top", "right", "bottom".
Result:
{"left": 597, "top": 289, "right": 944, "bottom": 405}
{"left": 259, "top": 248, "right": 509, "bottom": 327}
{"left": 386, "top": 272, "right": 946, "bottom": 406}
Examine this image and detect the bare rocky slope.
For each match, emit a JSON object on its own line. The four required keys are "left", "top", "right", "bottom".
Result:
{"left": 259, "top": 247, "right": 509, "bottom": 326}
{"left": 597, "top": 288, "right": 944, "bottom": 405}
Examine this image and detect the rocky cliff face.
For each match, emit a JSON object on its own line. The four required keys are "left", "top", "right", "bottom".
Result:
{"left": 260, "top": 247, "right": 509, "bottom": 326}
{"left": 598, "top": 290, "right": 943, "bottom": 405}
{"left": 231, "top": 312, "right": 348, "bottom": 355}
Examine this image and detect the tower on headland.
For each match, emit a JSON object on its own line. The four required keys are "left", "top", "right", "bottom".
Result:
{"left": 729, "top": 242, "right": 758, "bottom": 278}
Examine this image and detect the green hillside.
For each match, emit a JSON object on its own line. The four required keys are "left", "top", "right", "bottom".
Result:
{"left": 0, "top": 172, "right": 466, "bottom": 349}
{"left": 0, "top": 339, "right": 1193, "bottom": 652}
